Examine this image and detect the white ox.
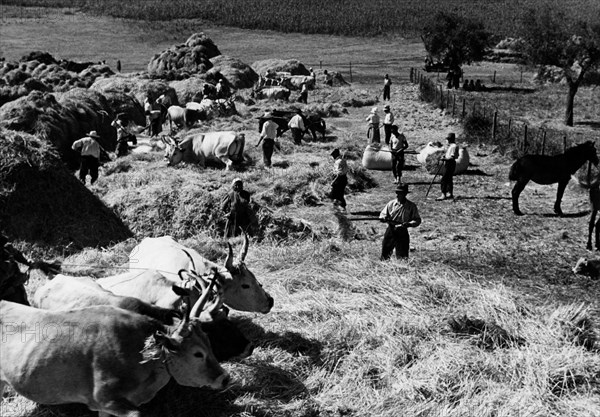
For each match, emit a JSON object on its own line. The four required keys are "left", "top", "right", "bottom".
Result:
{"left": 114, "top": 235, "right": 274, "bottom": 314}
{"left": 280, "top": 75, "right": 315, "bottom": 90}
{"left": 166, "top": 105, "right": 202, "bottom": 132}
{"left": 162, "top": 131, "right": 245, "bottom": 170}
{"left": 251, "top": 87, "right": 291, "bottom": 101}
{"left": 0, "top": 293, "right": 229, "bottom": 416}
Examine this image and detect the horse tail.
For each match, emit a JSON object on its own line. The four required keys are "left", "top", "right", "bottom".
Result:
{"left": 508, "top": 161, "right": 520, "bottom": 181}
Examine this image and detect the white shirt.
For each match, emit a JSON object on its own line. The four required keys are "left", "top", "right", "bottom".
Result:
{"left": 288, "top": 114, "right": 305, "bottom": 130}
{"left": 445, "top": 143, "right": 459, "bottom": 160}
{"left": 261, "top": 120, "right": 278, "bottom": 140}
{"left": 383, "top": 112, "right": 394, "bottom": 125}
{"left": 72, "top": 136, "right": 101, "bottom": 159}
{"left": 333, "top": 157, "right": 348, "bottom": 175}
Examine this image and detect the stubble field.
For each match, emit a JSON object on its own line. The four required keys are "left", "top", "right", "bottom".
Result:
{"left": 1, "top": 5, "right": 600, "bottom": 417}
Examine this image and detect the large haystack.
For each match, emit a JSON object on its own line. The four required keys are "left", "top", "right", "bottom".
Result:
{"left": 90, "top": 75, "right": 179, "bottom": 107}
{"left": 169, "top": 76, "right": 209, "bottom": 104}
{"left": 251, "top": 59, "right": 310, "bottom": 77}
{"left": 100, "top": 91, "right": 146, "bottom": 126}
{"left": 0, "top": 89, "right": 116, "bottom": 168}
{"left": 147, "top": 33, "right": 221, "bottom": 78}
{"left": 208, "top": 55, "right": 258, "bottom": 89}
{"left": 0, "top": 129, "right": 132, "bottom": 248}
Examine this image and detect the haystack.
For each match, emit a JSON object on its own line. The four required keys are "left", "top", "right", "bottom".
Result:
{"left": 169, "top": 76, "right": 210, "bottom": 104}
{"left": 419, "top": 143, "right": 470, "bottom": 175}
{"left": 0, "top": 129, "right": 132, "bottom": 248}
{"left": 252, "top": 59, "right": 310, "bottom": 77}
{"left": 147, "top": 33, "right": 221, "bottom": 78}
{"left": 0, "top": 89, "right": 116, "bottom": 168}
{"left": 100, "top": 91, "right": 146, "bottom": 126}
{"left": 90, "top": 75, "right": 179, "bottom": 107}
{"left": 208, "top": 55, "right": 258, "bottom": 89}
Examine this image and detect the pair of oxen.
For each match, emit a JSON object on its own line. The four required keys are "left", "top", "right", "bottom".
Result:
{"left": 0, "top": 234, "right": 273, "bottom": 417}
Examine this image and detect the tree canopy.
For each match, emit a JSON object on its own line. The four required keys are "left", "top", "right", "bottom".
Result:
{"left": 421, "top": 12, "right": 491, "bottom": 69}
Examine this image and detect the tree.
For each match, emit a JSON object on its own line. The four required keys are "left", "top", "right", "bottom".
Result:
{"left": 421, "top": 12, "right": 491, "bottom": 70}
{"left": 519, "top": 8, "right": 600, "bottom": 126}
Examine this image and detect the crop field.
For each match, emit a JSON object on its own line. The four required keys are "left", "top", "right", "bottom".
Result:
{"left": 1, "top": 3, "right": 600, "bottom": 417}
{"left": 3, "top": 0, "right": 600, "bottom": 37}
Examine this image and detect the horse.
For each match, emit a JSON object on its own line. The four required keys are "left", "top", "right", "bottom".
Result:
{"left": 509, "top": 140, "right": 599, "bottom": 216}
{"left": 573, "top": 162, "right": 600, "bottom": 250}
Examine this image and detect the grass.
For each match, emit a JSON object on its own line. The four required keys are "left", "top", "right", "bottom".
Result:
{"left": 1, "top": 7, "right": 600, "bottom": 417}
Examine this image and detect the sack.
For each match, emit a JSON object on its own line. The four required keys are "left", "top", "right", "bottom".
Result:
{"left": 422, "top": 146, "right": 470, "bottom": 175}
{"left": 362, "top": 143, "right": 392, "bottom": 171}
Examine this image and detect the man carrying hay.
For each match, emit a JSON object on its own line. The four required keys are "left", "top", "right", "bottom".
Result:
{"left": 437, "top": 132, "right": 459, "bottom": 201}
{"left": 390, "top": 126, "right": 409, "bottom": 184}
{"left": 257, "top": 112, "right": 277, "bottom": 168}
{"left": 112, "top": 114, "right": 136, "bottom": 157}
{"left": 221, "top": 178, "right": 254, "bottom": 238}
{"left": 328, "top": 148, "right": 348, "bottom": 210}
{"left": 379, "top": 183, "right": 421, "bottom": 260}
{"left": 288, "top": 109, "right": 305, "bottom": 145}
{"left": 72, "top": 130, "right": 102, "bottom": 185}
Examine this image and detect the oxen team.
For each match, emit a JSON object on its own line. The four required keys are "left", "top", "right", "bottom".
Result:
{"left": 0, "top": 234, "right": 272, "bottom": 416}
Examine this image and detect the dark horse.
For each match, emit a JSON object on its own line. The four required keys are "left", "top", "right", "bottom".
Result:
{"left": 509, "top": 141, "right": 599, "bottom": 215}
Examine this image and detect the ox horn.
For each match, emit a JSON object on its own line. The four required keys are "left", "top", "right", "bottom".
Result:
{"left": 239, "top": 233, "right": 249, "bottom": 262}
{"left": 225, "top": 243, "right": 234, "bottom": 270}
{"left": 189, "top": 269, "right": 219, "bottom": 319}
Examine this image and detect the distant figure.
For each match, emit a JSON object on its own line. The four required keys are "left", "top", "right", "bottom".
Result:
{"left": 382, "top": 104, "right": 394, "bottom": 145}
{"left": 116, "top": 59, "right": 121, "bottom": 73}
{"left": 463, "top": 79, "right": 470, "bottom": 91}
{"left": 452, "top": 66, "right": 462, "bottom": 89}
{"left": 72, "top": 130, "right": 102, "bottom": 185}
{"left": 446, "top": 69, "right": 454, "bottom": 89}
{"left": 309, "top": 67, "right": 316, "bottom": 82}
{"left": 437, "top": 132, "right": 459, "bottom": 201}
{"left": 328, "top": 148, "right": 348, "bottom": 210}
{"left": 144, "top": 94, "right": 162, "bottom": 137}
{"left": 216, "top": 78, "right": 230, "bottom": 99}
{"left": 221, "top": 178, "right": 253, "bottom": 238}
{"left": 469, "top": 80, "right": 475, "bottom": 91}
{"left": 257, "top": 112, "right": 277, "bottom": 168}
{"left": 112, "top": 114, "right": 136, "bottom": 157}
{"left": 475, "top": 79, "right": 484, "bottom": 91}
{"left": 366, "top": 107, "right": 380, "bottom": 143}
{"left": 389, "top": 125, "right": 409, "bottom": 184}
{"left": 288, "top": 109, "right": 305, "bottom": 145}
{"left": 383, "top": 74, "right": 392, "bottom": 100}
{"left": 299, "top": 82, "right": 308, "bottom": 104}
{"left": 324, "top": 70, "right": 333, "bottom": 86}
{"left": 379, "top": 183, "right": 421, "bottom": 260}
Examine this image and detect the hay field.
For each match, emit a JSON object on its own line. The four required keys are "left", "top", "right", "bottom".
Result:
{"left": 1, "top": 7, "right": 600, "bottom": 417}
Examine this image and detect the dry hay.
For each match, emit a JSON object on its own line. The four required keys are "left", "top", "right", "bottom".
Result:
{"left": 0, "top": 89, "right": 117, "bottom": 168}
{"left": 421, "top": 146, "right": 470, "bottom": 175}
{"left": 90, "top": 75, "right": 179, "bottom": 107}
{"left": 0, "top": 129, "right": 132, "bottom": 249}
{"left": 147, "top": 33, "right": 221, "bottom": 78}
{"left": 208, "top": 55, "right": 258, "bottom": 89}
{"left": 0, "top": 52, "right": 114, "bottom": 106}
{"left": 251, "top": 59, "right": 310, "bottom": 77}
{"left": 100, "top": 90, "right": 146, "bottom": 126}
{"left": 169, "top": 76, "right": 210, "bottom": 104}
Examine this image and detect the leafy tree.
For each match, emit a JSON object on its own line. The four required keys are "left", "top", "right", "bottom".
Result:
{"left": 421, "top": 12, "right": 491, "bottom": 70}
{"left": 519, "top": 8, "right": 600, "bottom": 126}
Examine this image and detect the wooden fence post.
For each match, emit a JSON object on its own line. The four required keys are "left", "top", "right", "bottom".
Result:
{"left": 462, "top": 99, "right": 466, "bottom": 118}
{"left": 492, "top": 111, "right": 498, "bottom": 141}
{"left": 349, "top": 62, "right": 352, "bottom": 83}
{"left": 493, "top": 70, "right": 496, "bottom": 83}
{"left": 319, "top": 60, "right": 322, "bottom": 69}
{"left": 507, "top": 118, "right": 512, "bottom": 140}
{"left": 410, "top": 68, "right": 414, "bottom": 83}
{"left": 452, "top": 94, "right": 456, "bottom": 116}
{"left": 563, "top": 135, "right": 567, "bottom": 151}
{"left": 523, "top": 125, "right": 528, "bottom": 152}
{"left": 541, "top": 130, "right": 546, "bottom": 155}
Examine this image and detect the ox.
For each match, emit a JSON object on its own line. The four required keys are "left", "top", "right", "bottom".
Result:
{"left": 251, "top": 87, "right": 291, "bottom": 101}
{"left": 280, "top": 75, "right": 315, "bottom": 91}
{"left": 120, "top": 234, "right": 273, "bottom": 314}
{"left": 0, "top": 288, "right": 229, "bottom": 417}
{"left": 166, "top": 105, "right": 203, "bottom": 132}
{"left": 162, "top": 131, "right": 245, "bottom": 170}
{"left": 258, "top": 111, "right": 326, "bottom": 141}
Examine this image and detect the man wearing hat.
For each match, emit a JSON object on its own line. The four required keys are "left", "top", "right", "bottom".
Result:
{"left": 328, "top": 148, "right": 348, "bottom": 210}
{"left": 288, "top": 109, "right": 305, "bottom": 145}
{"left": 299, "top": 81, "right": 309, "bottom": 104}
{"left": 438, "top": 132, "right": 459, "bottom": 200}
{"left": 221, "top": 177, "right": 254, "bottom": 238}
{"left": 366, "top": 107, "right": 381, "bottom": 143}
{"left": 257, "top": 112, "right": 278, "bottom": 168}
{"left": 382, "top": 104, "right": 395, "bottom": 145}
{"left": 383, "top": 74, "right": 392, "bottom": 100}
{"left": 379, "top": 183, "right": 421, "bottom": 260}
{"left": 390, "top": 126, "right": 409, "bottom": 184}
{"left": 72, "top": 130, "right": 102, "bottom": 185}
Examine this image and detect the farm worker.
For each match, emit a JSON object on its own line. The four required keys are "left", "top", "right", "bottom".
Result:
{"left": 309, "top": 67, "right": 316, "bottom": 82}
{"left": 256, "top": 112, "right": 277, "bottom": 168}
{"left": 112, "top": 114, "right": 137, "bottom": 157}
{"left": 288, "top": 109, "right": 305, "bottom": 145}
{"left": 221, "top": 178, "right": 253, "bottom": 238}
{"left": 328, "top": 148, "right": 348, "bottom": 210}
{"left": 446, "top": 68, "right": 454, "bottom": 89}
{"left": 72, "top": 130, "right": 102, "bottom": 185}
{"left": 379, "top": 183, "right": 422, "bottom": 260}
{"left": 382, "top": 104, "right": 395, "bottom": 145}
{"left": 366, "top": 107, "right": 380, "bottom": 143}
{"left": 390, "top": 125, "right": 409, "bottom": 184}
{"left": 323, "top": 70, "right": 333, "bottom": 86}
{"left": 452, "top": 67, "right": 462, "bottom": 89}
{"left": 299, "top": 82, "right": 308, "bottom": 104}
{"left": 437, "top": 132, "right": 459, "bottom": 201}
{"left": 216, "top": 78, "right": 230, "bottom": 99}
{"left": 383, "top": 74, "right": 392, "bottom": 100}
{"left": 116, "top": 59, "right": 121, "bottom": 73}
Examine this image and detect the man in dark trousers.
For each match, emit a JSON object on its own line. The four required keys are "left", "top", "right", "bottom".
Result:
{"left": 256, "top": 112, "right": 277, "bottom": 168}
{"left": 438, "top": 132, "right": 459, "bottom": 200}
{"left": 379, "top": 183, "right": 421, "bottom": 260}
{"left": 71, "top": 130, "right": 102, "bottom": 185}
{"left": 328, "top": 148, "right": 348, "bottom": 210}
{"left": 221, "top": 178, "right": 253, "bottom": 238}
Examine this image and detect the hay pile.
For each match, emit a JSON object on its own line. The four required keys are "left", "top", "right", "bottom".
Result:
{"left": 100, "top": 90, "right": 146, "bottom": 126}
{"left": 147, "top": 33, "right": 221, "bottom": 78}
{"left": 0, "top": 129, "right": 132, "bottom": 248}
{"left": 252, "top": 59, "right": 310, "bottom": 77}
{"left": 90, "top": 75, "right": 179, "bottom": 107}
{"left": 169, "top": 76, "right": 211, "bottom": 104}
{"left": 0, "top": 89, "right": 116, "bottom": 168}
{"left": 0, "top": 51, "right": 113, "bottom": 106}
{"left": 208, "top": 55, "right": 258, "bottom": 89}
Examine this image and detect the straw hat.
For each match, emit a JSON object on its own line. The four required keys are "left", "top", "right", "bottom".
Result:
{"left": 370, "top": 107, "right": 378, "bottom": 114}
{"left": 395, "top": 183, "right": 410, "bottom": 194}
{"left": 87, "top": 130, "right": 100, "bottom": 139}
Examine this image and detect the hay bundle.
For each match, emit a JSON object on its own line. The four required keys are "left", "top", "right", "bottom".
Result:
{"left": 148, "top": 33, "right": 221, "bottom": 78}
{"left": 362, "top": 143, "right": 392, "bottom": 171}
{"left": 419, "top": 143, "right": 470, "bottom": 175}
{"left": 0, "top": 129, "right": 132, "bottom": 248}
{"left": 169, "top": 76, "right": 209, "bottom": 104}
{"left": 208, "top": 55, "right": 258, "bottom": 89}
{"left": 90, "top": 75, "right": 179, "bottom": 107}
{"left": 252, "top": 59, "right": 310, "bottom": 77}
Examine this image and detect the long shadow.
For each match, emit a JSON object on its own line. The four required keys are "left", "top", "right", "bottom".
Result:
{"left": 304, "top": 134, "right": 337, "bottom": 143}
{"left": 455, "top": 195, "right": 511, "bottom": 201}
{"left": 460, "top": 168, "right": 493, "bottom": 177}
{"left": 541, "top": 210, "right": 589, "bottom": 219}
{"left": 482, "top": 86, "right": 536, "bottom": 94}
{"left": 576, "top": 121, "right": 600, "bottom": 130}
